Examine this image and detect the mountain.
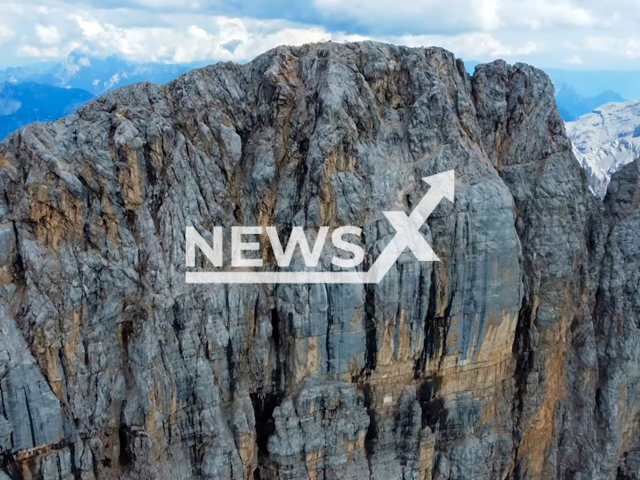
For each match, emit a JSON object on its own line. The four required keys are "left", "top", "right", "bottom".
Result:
{"left": 554, "top": 83, "right": 624, "bottom": 121}
{"left": 1, "top": 41, "right": 639, "bottom": 479}
{"left": 0, "top": 82, "right": 94, "bottom": 140}
{"left": 0, "top": 50, "right": 195, "bottom": 140}
{"left": 0, "top": 52, "right": 197, "bottom": 96}
{"left": 465, "top": 61, "right": 629, "bottom": 121}
{"left": 566, "top": 99, "right": 640, "bottom": 197}
{"left": 546, "top": 68, "right": 640, "bottom": 99}
{"left": 0, "top": 61, "right": 57, "bottom": 85}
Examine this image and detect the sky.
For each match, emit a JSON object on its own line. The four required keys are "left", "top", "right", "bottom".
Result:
{"left": 1, "top": 0, "right": 640, "bottom": 70}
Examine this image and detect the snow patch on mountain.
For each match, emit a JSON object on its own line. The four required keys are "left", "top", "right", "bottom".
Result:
{"left": 566, "top": 100, "right": 640, "bottom": 198}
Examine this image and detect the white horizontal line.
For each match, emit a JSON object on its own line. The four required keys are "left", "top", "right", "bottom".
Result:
{"left": 186, "top": 271, "right": 372, "bottom": 284}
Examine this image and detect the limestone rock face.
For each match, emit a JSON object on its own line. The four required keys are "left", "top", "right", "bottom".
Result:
{"left": 0, "top": 41, "right": 637, "bottom": 479}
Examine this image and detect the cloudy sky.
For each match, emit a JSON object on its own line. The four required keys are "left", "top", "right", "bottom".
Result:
{"left": 0, "top": 0, "right": 639, "bottom": 70}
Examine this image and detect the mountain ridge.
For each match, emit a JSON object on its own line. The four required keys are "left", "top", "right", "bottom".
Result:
{"left": 0, "top": 51, "right": 197, "bottom": 95}
{"left": 0, "top": 81, "right": 94, "bottom": 140}
{"left": 554, "top": 83, "right": 624, "bottom": 121}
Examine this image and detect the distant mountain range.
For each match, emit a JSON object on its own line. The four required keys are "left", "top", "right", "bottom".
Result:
{"left": 0, "top": 51, "right": 197, "bottom": 95}
{"left": 566, "top": 100, "right": 640, "bottom": 197}
{"left": 0, "top": 82, "right": 94, "bottom": 140}
{"left": 554, "top": 84, "right": 624, "bottom": 121}
{"left": 545, "top": 68, "right": 640, "bottom": 100}
{"left": 0, "top": 52, "right": 201, "bottom": 140}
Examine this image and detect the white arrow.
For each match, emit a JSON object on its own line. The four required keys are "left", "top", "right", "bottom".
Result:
{"left": 364, "top": 170, "right": 455, "bottom": 283}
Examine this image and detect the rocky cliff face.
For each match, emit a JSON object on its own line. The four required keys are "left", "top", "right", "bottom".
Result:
{"left": 0, "top": 41, "right": 638, "bottom": 480}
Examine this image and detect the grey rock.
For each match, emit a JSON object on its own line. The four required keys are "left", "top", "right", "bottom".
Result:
{"left": 0, "top": 41, "right": 637, "bottom": 479}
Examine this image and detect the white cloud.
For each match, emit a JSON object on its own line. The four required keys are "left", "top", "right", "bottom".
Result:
{"left": 62, "top": 14, "right": 334, "bottom": 63}
{"left": 16, "top": 44, "right": 62, "bottom": 58}
{"left": 500, "top": 1, "right": 595, "bottom": 30}
{"left": 383, "top": 33, "right": 539, "bottom": 59}
{"left": 586, "top": 37, "right": 616, "bottom": 52}
{"left": 48, "top": 12, "right": 540, "bottom": 66}
{"left": 74, "top": 16, "right": 106, "bottom": 38}
{"left": 519, "top": 41, "right": 539, "bottom": 55}
{"left": 313, "top": 0, "right": 598, "bottom": 34}
{"left": 35, "top": 24, "right": 62, "bottom": 45}
{"left": 314, "top": 0, "right": 501, "bottom": 33}
{"left": 568, "top": 54, "right": 583, "bottom": 65}
{"left": 132, "top": 0, "right": 202, "bottom": 8}
{"left": 1, "top": 0, "right": 640, "bottom": 70}
{"left": 0, "top": 24, "right": 15, "bottom": 45}
{"left": 586, "top": 36, "right": 640, "bottom": 58}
